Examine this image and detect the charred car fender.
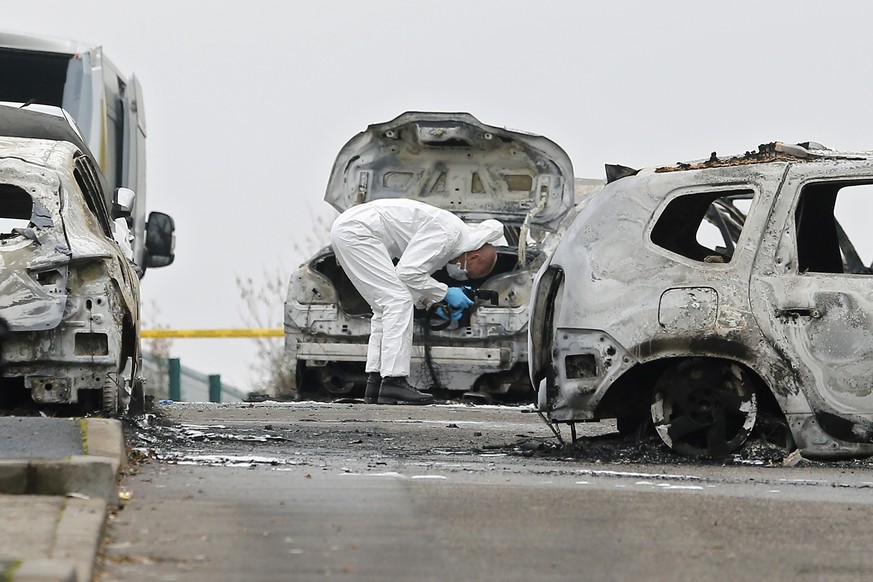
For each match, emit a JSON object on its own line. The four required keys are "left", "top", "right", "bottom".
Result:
{"left": 528, "top": 263, "right": 563, "bottom": 387}
{"left": 542, "top": 327, "right": 637, "bottom": 422}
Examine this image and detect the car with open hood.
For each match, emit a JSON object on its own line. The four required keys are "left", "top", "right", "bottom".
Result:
{"left": 529, "top": 141, "right": 873, "bottom": 460}
{"left": 284, "top": 111, "right": 591, "bottom": 402}
{"left": 0, "top": 104, "right": 173, "bottom": 414}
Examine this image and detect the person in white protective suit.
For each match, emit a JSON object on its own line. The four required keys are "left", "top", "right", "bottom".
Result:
{"left": 330, "top": 199, "right": 506, "bottom": 404}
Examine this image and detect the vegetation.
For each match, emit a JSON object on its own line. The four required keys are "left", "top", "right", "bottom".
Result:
{"left": 237, "top": 206, "right": 334, "bottom": 397}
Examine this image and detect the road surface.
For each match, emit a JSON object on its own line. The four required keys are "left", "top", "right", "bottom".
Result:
{"left": 98, "top": 402, "right": 873, "bottom": 581}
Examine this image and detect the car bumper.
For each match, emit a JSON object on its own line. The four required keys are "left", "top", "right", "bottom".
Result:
{"left": 296, "top": 341, "right": 514, "bottom": 369}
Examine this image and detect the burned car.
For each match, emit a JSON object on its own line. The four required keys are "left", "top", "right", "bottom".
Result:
{"left": 0, "top": 106, "right": 172, "bottom": 414}
{"left": 285, "top": 112, "right": 585, "bottom": 402}
{"left": 529, "top": 141, "right": 873, "bottom": 460}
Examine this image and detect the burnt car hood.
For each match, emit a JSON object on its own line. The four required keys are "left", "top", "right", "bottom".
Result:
{"left": 324, "top": 112, "right": 575, "bottom": 230}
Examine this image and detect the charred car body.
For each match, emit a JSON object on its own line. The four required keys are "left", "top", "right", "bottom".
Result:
{"left": 0, "top": 32, "right": 175, "bottom": 413}
{"left": 0, "top": 106, "right": 172, "bottom": 413}
{"left": 530, "top": 141, "right": 873, "bottom": 460}
{"left": 285, "top": 112, "right": 582, "bottom": 401}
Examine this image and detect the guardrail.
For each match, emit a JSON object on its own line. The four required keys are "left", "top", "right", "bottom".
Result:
{"left": 140, "top": 330, "right": 281, "bottom": 402}
{"left": 142, "top": 355, "right": 248, "bottom": 403}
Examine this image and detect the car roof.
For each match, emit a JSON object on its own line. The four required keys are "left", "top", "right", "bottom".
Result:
{"left": 0, "top": 103, "right": 92, "bottom": 155}
{"left": 654, "top": 141, "right": 873, "bottom": 175}
{"left": 0, "top": 103, "right": 109, "bottom": 200}
{"left": 606, "top": 142, "right": 873, "bottom": 185}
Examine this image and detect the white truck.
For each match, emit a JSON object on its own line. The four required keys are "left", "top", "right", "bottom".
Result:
{"left": 0, "top": 30, "right": 174, "bottom": 272}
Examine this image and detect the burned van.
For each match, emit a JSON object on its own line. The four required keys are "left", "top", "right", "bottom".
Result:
{"left": 530, "top": 141, "right": 873, "bottom": 460}
{"left": 285, "top": 112, "right": 590, "bottom": 402}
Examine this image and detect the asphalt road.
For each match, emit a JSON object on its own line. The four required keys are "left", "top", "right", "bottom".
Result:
{"left": 97, "top": 402, "right": 873, "bottom": 581}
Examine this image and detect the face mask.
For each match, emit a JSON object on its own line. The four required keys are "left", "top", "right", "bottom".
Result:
{"left": 446, "top": 254, "right": 469, "bottom": 281}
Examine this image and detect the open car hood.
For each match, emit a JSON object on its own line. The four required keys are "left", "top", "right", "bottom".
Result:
{"left": 324, "top": 112, "right": 575, "bottom": 230}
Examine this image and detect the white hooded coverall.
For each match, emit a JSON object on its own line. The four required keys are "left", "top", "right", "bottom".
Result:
{"left": 330, "top": 199, "right": 505, "bottom": 378}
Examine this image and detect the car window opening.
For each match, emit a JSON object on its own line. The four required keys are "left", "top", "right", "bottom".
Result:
{"left": 651, "top": 189, "right": 753, "bottom": 263}
{"left": 797, "top": 182, "right": 873, "bottom": 274}
{"left": 0, "top": 183, "right": 34, "bottom": 236}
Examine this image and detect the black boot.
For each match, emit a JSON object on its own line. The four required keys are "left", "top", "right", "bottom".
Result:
{"left": 364, "top": 372, "right": 381, "bottom": 404}
{"left": 378, "top": 377, "right": 434, "bottom": 405}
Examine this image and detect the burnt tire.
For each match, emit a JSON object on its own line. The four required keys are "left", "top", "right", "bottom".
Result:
{"left": 650, "top": 358, "right": 757, "bottom": 459}
{"left": 128, "top": 375, "right": 145, "bottom": 416}
{"left": 102, "top": 356, "right": 134, "bottom": 417}
{"left": 102, "top": 374, "right": 120, "bottom": 416}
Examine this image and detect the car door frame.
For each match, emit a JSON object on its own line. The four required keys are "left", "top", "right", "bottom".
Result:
{"left": 751, "top": 158, "right": 873, "bottom": 443}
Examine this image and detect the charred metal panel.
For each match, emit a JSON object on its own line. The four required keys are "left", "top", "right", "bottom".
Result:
{"left": 285, "top": 243, "right": 538, "bottom": 399}
{"left": 0, "top": 268, "right": 67, "bottom": 331}
{"left": 0, "top": 155, "right": 69, "bottom": 332}
{"left": 29, "top": 376, "right": 72, "bottom": 403}
{"left": 658, "top": 287, "right": 718, "bottom": 331}
{"left": 788, "top": 413, "right": 873, "bottom": 459}
{"left": 748, "top": 158, "right": 873, "bottom": 456}
{"left": 530, "top": 140, "right": 873, "bottom": 459}
{"left": 545, "top": 328, "right": 638, "bottom": 421}
{"left": 0, "top": 137, "right": 139, "bottom": 407}
{"left": 325, "top": 112, "right": 575, "bottom": 230}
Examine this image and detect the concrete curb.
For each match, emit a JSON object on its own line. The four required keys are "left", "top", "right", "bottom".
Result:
{"left": 0, "top": 418, "right": 124, "bottom": 498}
{"left": 82, "top": 419, "right": 126, "bottom": 476}
{"left": 0, "top": 418, "right": 127, "bottom": 582}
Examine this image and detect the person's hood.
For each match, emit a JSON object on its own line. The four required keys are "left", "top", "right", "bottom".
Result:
{"left": 460, "top": 218, "right": 507, "bottom": 251}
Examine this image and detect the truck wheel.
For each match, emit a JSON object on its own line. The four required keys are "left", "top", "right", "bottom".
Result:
{"left": 650, "top": 358, "right": 757, "bottom": 458}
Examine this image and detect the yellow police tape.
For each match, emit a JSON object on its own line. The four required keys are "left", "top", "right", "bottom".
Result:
{"left": 141, "top": 328, "right": 284, "bottom": 339}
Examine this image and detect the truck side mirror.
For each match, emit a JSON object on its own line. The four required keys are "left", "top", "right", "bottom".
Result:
{"left": 112, "top": 187, "right": 136, "bottom": 219}
{"left": 145, "top": 211, "right": 175, "bottom": 268}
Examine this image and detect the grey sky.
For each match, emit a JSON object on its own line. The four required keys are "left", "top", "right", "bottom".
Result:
{"left": 5, "top": 1, "right": 873, "bottom": 391}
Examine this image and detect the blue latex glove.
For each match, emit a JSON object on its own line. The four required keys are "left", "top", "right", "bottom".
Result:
{"left": 444, "top": 287, "right": 474, "bottom": 310}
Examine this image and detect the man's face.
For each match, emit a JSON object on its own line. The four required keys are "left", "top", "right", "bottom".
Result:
{"left": 463, "top": 245, "right": 497, "bottom": 279}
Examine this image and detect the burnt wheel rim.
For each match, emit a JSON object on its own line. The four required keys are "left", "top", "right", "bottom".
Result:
{"left": 650, "top": 359, "right": 756, "bottom": 458}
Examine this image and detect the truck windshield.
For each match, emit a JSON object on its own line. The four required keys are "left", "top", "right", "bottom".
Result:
{"left": 0, "top": 48, "right": 71, "bottom": 106}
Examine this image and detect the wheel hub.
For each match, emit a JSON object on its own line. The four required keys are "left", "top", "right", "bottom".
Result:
{"left": 651, "top": 359, "right": 757, "bottom": 458}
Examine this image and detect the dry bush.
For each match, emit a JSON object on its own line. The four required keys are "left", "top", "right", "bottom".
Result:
{"left": 141, "top": 299, "right": 174, "bottom": 399}
{"left": 237, "top": 206, "right": 334, "bottom": 397}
